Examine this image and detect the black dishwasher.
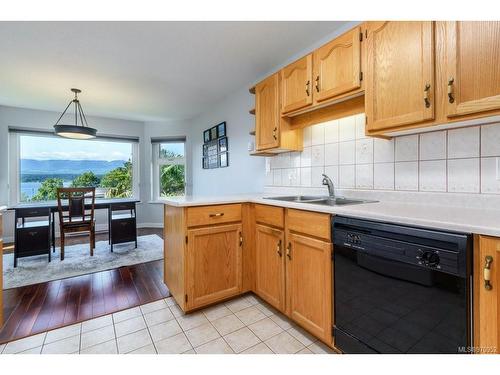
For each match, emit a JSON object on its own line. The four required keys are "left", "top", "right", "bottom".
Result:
{"left": 333, "top": 216, "right": 472, "bottom": 354}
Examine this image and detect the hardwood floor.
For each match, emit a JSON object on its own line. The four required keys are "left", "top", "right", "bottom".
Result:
{"left": 0, "top": 228, "right": 169, "bottom": 345}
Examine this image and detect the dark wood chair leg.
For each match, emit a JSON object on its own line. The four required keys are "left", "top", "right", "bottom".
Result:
{"left": 60, "top": 231, "right": 65, "bottom": 261}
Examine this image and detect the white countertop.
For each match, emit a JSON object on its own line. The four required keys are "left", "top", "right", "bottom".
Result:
{"left": 160, "top": 194, "right": 500, "bottom": 237}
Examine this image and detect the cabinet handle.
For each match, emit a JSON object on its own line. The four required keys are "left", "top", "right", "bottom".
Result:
{"left": 447, "top": 78, "right": 455, "bottom": 103}
{"left": 286, "top": 242, "right": 292, "bottom": 260}
{"left": 305, "top": 80, "right": 310, "bottom": 96}
{"left": 276, "top": 240, "right": 282, "bottom": 257}
{"left": 239, "top": 232, "right": 243, "bottom": 247}
{"left": 209, "top": 213, "right": 224, "bottom": 218}
{"left": 315, "top": 75, "right": 320, "bottom": 92}
{"left": 424, "top": 83, "right": 431, "bottom": 108}
{"left": 484, "top": 255, "right": 493, "bottom": 291}
{"left": 272, "top": 126, "right": 277, "bottom": 140}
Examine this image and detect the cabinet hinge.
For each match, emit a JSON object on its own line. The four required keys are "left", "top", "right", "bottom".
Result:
{"left": 185, "top": 294, "right": 188, "bottom": 303}
{"left": 185, "top": 235, "right": 188, "bottom": 244}
{"left": 359, "top": 32, "right": 363, "bottom": 42}
{"left": 359, "top": 71, "right": 363, "bottom": 81}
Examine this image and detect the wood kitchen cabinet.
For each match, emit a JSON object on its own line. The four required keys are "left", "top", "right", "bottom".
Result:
{"left": 474, "top": 235, "right": 500, "bottom": 354}
{"left": 285, "top": 209, "right": 333, "bottom": 345}
{"left": 254, "top": 73, "right": 303, "bottom": 153}
{"left": 281, "top": 54, "right": 313, "bottom": 114}
{"left": 313, "top": 26, "right": 362, "bottom": 105}
{"left": 365, "top": 21, "right": 435, "bottom": 132}
{"left": 0, "top": 213, "right": 3, "bottom": 327}
{"left": 186, "top": 223, "right": 242, "bottom": 309}
{"left": 445, "top": 22, "right": 500, "bottom": 118}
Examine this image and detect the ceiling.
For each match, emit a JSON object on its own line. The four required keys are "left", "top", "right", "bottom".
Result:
{"left": 0, "top": 21, "right": 348, "bottom": 122}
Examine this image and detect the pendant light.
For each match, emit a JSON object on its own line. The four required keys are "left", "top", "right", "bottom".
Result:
{"left": 54, "top": 88, "right": 97, "bottom": 139}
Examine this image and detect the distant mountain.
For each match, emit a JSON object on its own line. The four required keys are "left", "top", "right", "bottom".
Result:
{"left": 21, "top": 159, "right": 127, "bottom": 175}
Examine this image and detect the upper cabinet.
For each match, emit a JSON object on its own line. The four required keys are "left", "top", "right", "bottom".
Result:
{"left": 313, "top": 26, "right": 362, "bottom": 104}
{"left": 255, "top": 73, "right": 280, "bottom": 150}
{"left": 281, "top": 54, "right": 313, "bottom": 114}
{"left": 445, "top": 21, "right": 500, "bottom": 118}
{"left": 365, "top": 21, "right": 435, "bottom": 132}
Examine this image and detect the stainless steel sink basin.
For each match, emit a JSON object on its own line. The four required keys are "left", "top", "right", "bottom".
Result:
{"left": 264, "top": 196, "right": 377, "bottom": 206}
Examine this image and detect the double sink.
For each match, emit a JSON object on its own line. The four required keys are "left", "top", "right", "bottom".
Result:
{"left": 264, "top": 195, "right": 377, "bottom": 206}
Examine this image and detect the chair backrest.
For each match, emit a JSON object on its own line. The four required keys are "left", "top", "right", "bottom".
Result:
{"left": 56, "top": 187, "right": 96, "bottom": 225}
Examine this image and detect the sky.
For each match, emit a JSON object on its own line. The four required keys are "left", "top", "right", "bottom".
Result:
{"left": 20, "top": 135, "right": 133, "bottom": 161}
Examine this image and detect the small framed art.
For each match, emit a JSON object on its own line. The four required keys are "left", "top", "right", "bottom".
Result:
{"left": 203, "top": 129, "right": 211, "bottom": 143}
{"left": 210, "top": 126, "right": 218, "bottom": 140}
{"left": 217, "top": 122, "right": 226, "bottom": 138}
{"left": 219, "top": 152, "right": 229, "bottom": 168}
{"left": 218, "top": 137, "right": 228, "bottom": 153}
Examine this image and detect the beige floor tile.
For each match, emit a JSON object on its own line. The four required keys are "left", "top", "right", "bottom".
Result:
{"left": 127, "top": 344, "right": 157, "bottom": 354}
{"left": 297, "top": 347, "right": 314, "bottom": 354}
{"left": 241, "top": 342, "right": 274, "bottom": 354}
{"left": 3, "top": 333, "right": 46, "bottom": 354}
{"left": 223, "top": 327, "right": 260, "bottom": 353}
{"left": 140, "top": 299, "right": 167, "bottom": 315}
{"left": 195, "top": 337, "right": 234, "bottom": 354}
{"left": 225, "top": 297, "right": 252, "bottom": 313}
{"left": 144, "top": 307, "right": 174, "bottom": 326}
{"left": 155, "top": 332, "right": 192, "bottom": 354}
{"left": 264, "top": 331, "right": 305, "bottom": 354}
{"left": 287, "top": 326, "right": 317, "bottom": 346}
{"left": 17, "top": 346, "right": 43, "bottom": 354}
{"left": 80, "top": 324, "right": 116, "bottom": 350}
{"left": 235, "top": 306, "right": 267, "bottom": 326}
{"left": 169, "top": 304, "right": 184, "bottom": 317}
{"left": 269, "top": 313, "right": 293, "bottom": 330}
{"left": 211, "top": 314, "right": 244, "bottom": 336}
{"left": 44, "top": 323, "right": 81, "bottom": 344}
{"left": 255, "top": 302, "right": 278, "bottom": 317}
{"left": 117, "top": 329, "right": 153, "bottom": 354}
{"left": 148, "top": 319, "right": 183, "bottom": 342}
{"left": 307, "top": 341, "right": 336, "bottom": 354}
{"left": 182, "top": 349, "right": 195, "bottom": 354}
{"left": 114, "top": 316, "right": 147, "bottom": 337}
{"left": 185, "top": 323, "right": 220, "bottom": 348}
{"left": 202, "top": 304, "right": 233, "bottom": 322}
{"left": 112, "top": 307, "right": 142, "bottom": 324}
{"left": 176, "top": 312, "right": 209, "bottom": 331}
{"left": 164, "top": 297, "right": 176, "bottom": 307}
{"left": 81, "top": 315, "right": 113, "bottom": 333}
{"left": 42, "top": 335, "right": 80, "bottom": 354}
{"left": 243, "top": 294, "right": 260, "bottom": 306}
{"left": 248, "top": 317, "right": 283, "bottom": 341}
{"left": 80, "top": 339, "right": 117, "bottom": 354}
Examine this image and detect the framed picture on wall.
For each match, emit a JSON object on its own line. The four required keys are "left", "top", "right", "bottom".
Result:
{"left": 203, "top": 144, "right": 209, "bottom": 156}
{"left": 202, "top": 157, "right": 209, "bottom": 169}
{"left": 210, "top": 126, "right": 218, "bottom": 140}
{"left": 217, "top": 122, "right": 226, "bottom": 138}
{"left": 219, "top": 152, "right": 229, "bottom": 168}
{"left": 208, "top": 155, "right": 218, "bottom": 169}
{"left": 218, "top": 137, "right": 228, "bottom": 153}
{"left": 203, "top": 129, "right": 211, "bottom": 143}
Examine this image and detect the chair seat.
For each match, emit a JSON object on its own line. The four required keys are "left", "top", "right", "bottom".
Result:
{"left": 16, "top": 220, "right": 50, "bottom": 229}
{"left": 61, "top": 217, "right": 95, "bottom": 228}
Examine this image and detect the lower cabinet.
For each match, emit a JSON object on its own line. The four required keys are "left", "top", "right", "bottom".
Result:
{"left": 286, "top": 232, "right": 333, "bottom": 344}
{"left": 186, "top": 223, "right": 243, "bottom": 310}
{"left": 255, "top": 224, "right": 285, "bottom": 311}
{"left": 475, "top": 235, "right": 500, "bottom": 354}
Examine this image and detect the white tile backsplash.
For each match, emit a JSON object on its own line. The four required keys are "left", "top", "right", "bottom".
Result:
{"left": 264, "top": 114, "right": 500, "bottom": 196}
{"left": 448, "top": 126, "right": 480, "bottom": 159}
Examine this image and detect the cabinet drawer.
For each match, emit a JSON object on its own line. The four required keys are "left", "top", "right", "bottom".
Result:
{"left": 287, "top": 209, "right": 331, "bottom": 241}
{"left": 255, "top": 204, "right": 284, "bottom": 228}
{"left": 186, "top": 204, "right": 242, "bottom": 227}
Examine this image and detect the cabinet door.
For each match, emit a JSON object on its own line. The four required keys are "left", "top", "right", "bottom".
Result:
{"left": 286, "top": 232, "right": 333, "bottom": 344}
{"left": 186, "top": 223, "right": 242, "bottom": 309}
{"left": 281, "top": 54, "right": 313, "bottom": 114}
{"left": 446, "top": 22, "right": 500, "bottom": 117}
{"left": 255, "top": 73, "right": 280, "bottom": 150}
{"left": 366, "top": 21, "right": 435, "bottom": 132}
{"left": 313, "top": 27, "right": 361, "bottom": 103}
{"left": 475, "top": 235, "right": 500, "bottom": 354}
{"left": 255, "top": 224, "right": 285, "bottom": 311}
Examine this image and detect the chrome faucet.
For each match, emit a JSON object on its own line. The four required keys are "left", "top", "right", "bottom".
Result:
{"left": 322, "top": 174, "right": 335, "bottom": 198}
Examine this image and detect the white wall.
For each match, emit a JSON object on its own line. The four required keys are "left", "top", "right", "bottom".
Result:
{"left": 190, "top": 86, "right": 265, "bottom": 196}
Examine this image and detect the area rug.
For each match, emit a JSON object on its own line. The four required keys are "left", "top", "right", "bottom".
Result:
{"left": 2, "top": 234, "right": 164, "bottom": 289}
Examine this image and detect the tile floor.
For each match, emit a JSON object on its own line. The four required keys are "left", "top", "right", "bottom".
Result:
{"left": 0, "top": 294, "right": 336, "bottom": 355}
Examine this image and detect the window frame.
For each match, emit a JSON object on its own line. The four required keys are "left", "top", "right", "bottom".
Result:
{"left": 9, "top": 131, "right": 140, "bottom": 205}
{"left": 152, "top": 140, "right": 186, "bottom": 200}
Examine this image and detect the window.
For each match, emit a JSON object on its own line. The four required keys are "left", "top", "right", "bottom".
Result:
{"left": 9, "top": 131, "right": 139, "bottom": 203}
{"left": 152, "top": 139, "right": 186, "bottom": 199}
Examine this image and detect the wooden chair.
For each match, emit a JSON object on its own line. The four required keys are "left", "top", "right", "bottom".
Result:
{"left": 56, "top": 187, "right": 96, "bottom": 260}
